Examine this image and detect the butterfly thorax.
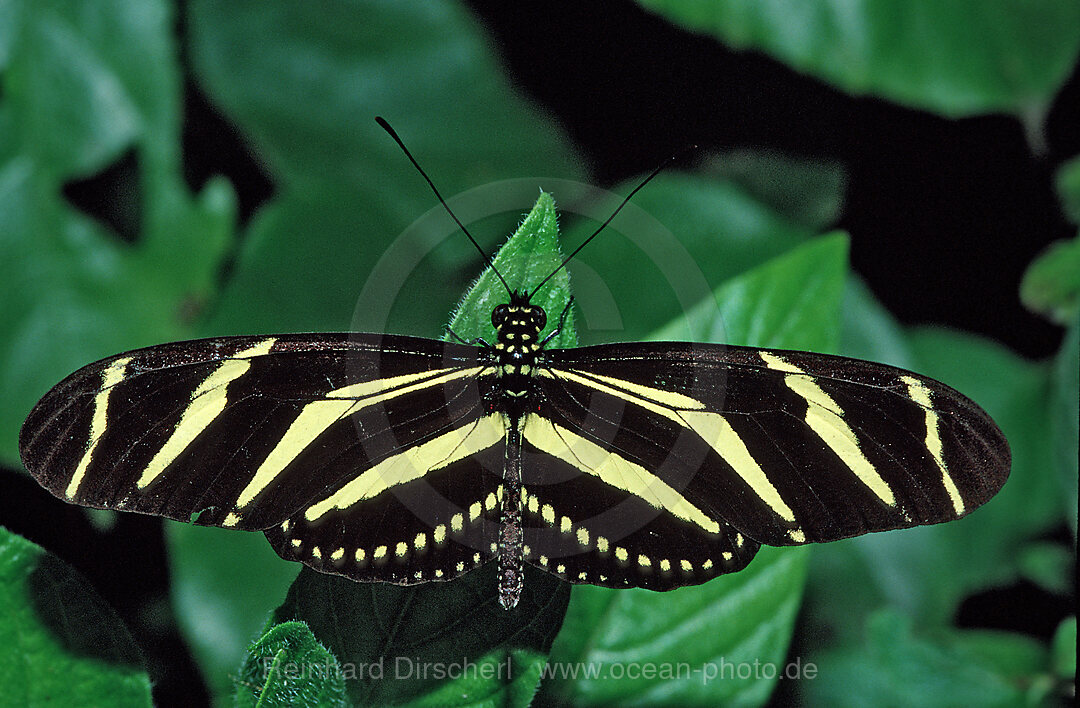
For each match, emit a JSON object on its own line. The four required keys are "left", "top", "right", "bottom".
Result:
{"left": 490, "top": 296, "right": 546, "bottom": 422}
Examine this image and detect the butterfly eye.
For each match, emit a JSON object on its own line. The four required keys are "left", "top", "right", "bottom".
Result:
{"left": 534, "top": 308, "right": 547, "bottom": 330}
{"left": 492, "top": 304, "right": 509, "bottom": 327}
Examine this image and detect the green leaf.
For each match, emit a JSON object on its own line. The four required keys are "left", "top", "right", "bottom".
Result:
{"left": 0, "top": 526, "right": 152, "bottom": 706}
{"left": 234, "top": 622, "right": 346, "bottom": 708}
{"left": 272, "top": 565, "right": 568, "bottom": 707}
{"left": 1015, "top": 541, "right": 1075, "bottom": 597}
{"left": 651, "top": 232, "right": 849, "bottom": 352}
{"left": 2, "top": 2, "right": 162, "bottom": 177}
{"left": 936, "top": 626, "right": 1048, "bottom": 681}
{"left": 1020, "top": 236, "right": 1080, "bottom": 325}
{"left": 189, "top": 0, "right": 580, "bottom": 193}
{"left": 804, "top": 611, "right": 1049, "bottom": 708}
{"left": 634, "top": 0, "right": 1080, "bottom": 118}
{"left": 540, "top": 237, "right": 849, "bottom": 706}
{"left": 839, "top": 277, "right": 915, "bottom": 369}
{"left": 543, "top": 548, "right": 809, "bottom": 707}
{"left": 404, "top": 649, "right": 548, "bottom": 708}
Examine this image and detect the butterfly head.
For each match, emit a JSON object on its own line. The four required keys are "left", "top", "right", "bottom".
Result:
{"left": 492, "top": 293, "right": 547, "bottom": 339}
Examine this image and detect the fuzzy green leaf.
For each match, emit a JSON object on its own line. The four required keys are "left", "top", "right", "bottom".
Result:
{"left": 402, "top": 649, "right": 548, "bottom": 708}
{"left": 234, "top": 622, "right": 346, "bottom": 708}
{"left": 448, "top": 192, "right": 577, "bottom": 348}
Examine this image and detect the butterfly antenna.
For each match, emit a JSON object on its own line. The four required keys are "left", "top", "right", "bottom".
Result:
{"left": 528, "top": 146, "right": 697, "bottom": 300}
{"left": 376, "top": 117, "right": 512, "bottom": 296}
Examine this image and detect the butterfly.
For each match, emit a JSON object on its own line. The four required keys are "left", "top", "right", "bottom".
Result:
{"left": 19, "top": 119, "right": 1010, "bottom": 610}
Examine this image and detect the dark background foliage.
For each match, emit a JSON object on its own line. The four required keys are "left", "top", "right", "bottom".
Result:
{"left": 465, "top": 1, "right": 1075, "bottom": 361}
{"left": 183, "top": 2, "right": 1074, "bottom": 357}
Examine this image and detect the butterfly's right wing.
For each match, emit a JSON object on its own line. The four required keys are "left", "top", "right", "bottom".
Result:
{"left": 536, "top": 340, "right": 1008, "bottom": 553}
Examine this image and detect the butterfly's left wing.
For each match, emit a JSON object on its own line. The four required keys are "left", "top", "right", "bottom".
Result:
{"left": 20, "top": 333, "right": 506, "bottom": 585}
{"left": 534, "top": 341, "right": 1009, "bottom": 561}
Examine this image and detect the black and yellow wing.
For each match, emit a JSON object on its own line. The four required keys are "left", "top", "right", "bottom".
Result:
{"left": 19, "top": 333, "right": 1010, "bottom": 595}
{"left": 518, "top": 341, "right": 1008, "bottom": 590}
{"left": 19, "top": 333, "right": 508, "bottom": 586}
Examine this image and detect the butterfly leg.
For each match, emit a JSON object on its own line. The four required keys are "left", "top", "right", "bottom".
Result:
{"left": 447, "top": 328, "right": 490, "bottom": 347}
{"left": 539, "top": 296, "right": 575, "bottom": 347}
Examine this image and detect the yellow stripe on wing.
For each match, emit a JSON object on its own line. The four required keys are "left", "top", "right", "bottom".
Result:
{"left": 902, "top": 375, "right": 965, "bottom": 515}
{"left": 760, "top": 352, "right": 898, "bottom": 509}
{"left": 137, "top": 338, "right": 277, "bottom": 489}
{"left": 66, "top": 356, "right": 133, "bottom": 499}
{"left": 521, "top": 413, "right": 721, "bottom": 534}
{"left": 303, "top": 414, "right": 505, "bottom": 521}
{"left": 227, "top": 366, "right": 484, "bottom": 521}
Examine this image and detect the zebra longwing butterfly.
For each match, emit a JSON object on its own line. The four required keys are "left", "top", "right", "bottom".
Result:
{"left": 19, "top": 122, "right": 1010, "bottom": 610}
